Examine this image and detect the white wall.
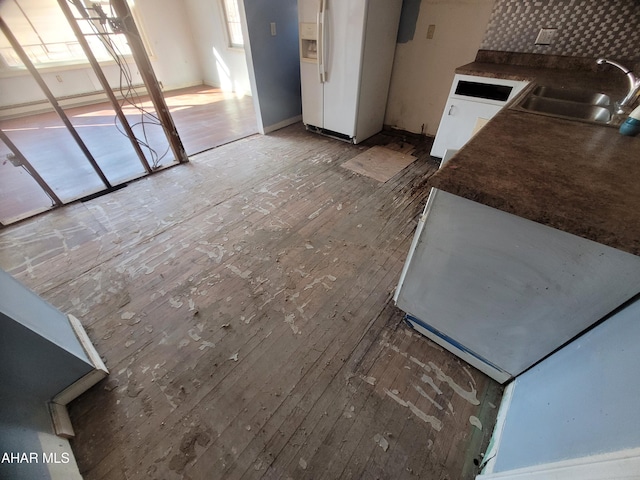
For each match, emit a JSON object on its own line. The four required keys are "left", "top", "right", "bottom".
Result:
{"left": 385, "top": 0, "right": 495, "bottom": 136}
{"left": 0, "top": 0, "right": 202, "bottom": 108}
{"left": 184, "top": 0, "right": 251, "bottom": 96}
{"left": 0, "top": 63, "right": 144, "bottom": 108}
{"left": 134, "top": 0, "right": 202, "bottom": 89}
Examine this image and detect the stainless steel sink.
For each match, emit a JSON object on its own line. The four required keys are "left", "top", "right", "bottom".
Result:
{"left": 530, "top": 86, "right": 611, "bottom": 106}
{"left": 516, "top": 85, "right": 614, "bottom": 125}
{"left": 520, "top": 97, "right": 612, "bottom": 124}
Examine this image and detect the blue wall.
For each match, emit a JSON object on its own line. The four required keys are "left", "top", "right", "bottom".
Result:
{"left": 493, "top": 297, "right": 640, "bottom": 472}
{"left": 0, "top": 270, "right": 90, "bottom": 362}
{"left": 243, "top": 0, "right": 301, "bottom": 131}
{"left": 244, "top": 0, "right": 302, "bottom": 129}
{"left": 0, "top": 270, "right": 93, "bottom": 479}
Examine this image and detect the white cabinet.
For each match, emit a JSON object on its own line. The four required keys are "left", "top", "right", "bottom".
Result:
{"left": 430, "top": 74, "right": 529, "bottom": 158}
{"left": 431, "top": 99, "right": 502, "bottom": 159}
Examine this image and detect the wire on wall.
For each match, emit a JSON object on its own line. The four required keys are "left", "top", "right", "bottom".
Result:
{"left": 69, "top": 0, "right": 170, "bottom": 169}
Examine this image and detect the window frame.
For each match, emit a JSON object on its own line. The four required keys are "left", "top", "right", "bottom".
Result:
{"left": 220, "top": 0, "right": 244, "bottom": 50}
{"left": 0, "top": 0, "right": 152, "bottom": 75}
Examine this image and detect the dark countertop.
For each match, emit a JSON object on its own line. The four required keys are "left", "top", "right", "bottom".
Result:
{"left": 427, "top": 57, "right": 640, "bottom": 256}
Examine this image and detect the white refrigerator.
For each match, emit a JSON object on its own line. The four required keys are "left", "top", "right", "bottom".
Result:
{"left": 298, "top": 0, "right": 402, "bottom": 144}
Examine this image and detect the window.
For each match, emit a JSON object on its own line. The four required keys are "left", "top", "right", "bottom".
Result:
{"left": 0, "top": 0, "right": 139, "bottom": 70}
{"left": 221, "top": 0, "right": 244, "bottom": 49}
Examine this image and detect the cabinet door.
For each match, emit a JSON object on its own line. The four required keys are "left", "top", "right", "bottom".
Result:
{"left": 430, "top": 99, "right": 502, "bottom": 158}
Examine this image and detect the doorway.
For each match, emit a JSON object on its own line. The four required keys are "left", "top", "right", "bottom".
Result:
{"left": 0, "top": 0, "right": 258, "bottom": 226}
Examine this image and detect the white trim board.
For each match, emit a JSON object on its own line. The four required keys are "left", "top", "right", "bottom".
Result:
{"left": 0, "top": 80, "right": 204, "bottom": 120}
{"left": 0, "top": 85, "right": 146, "bottom": 120}
{"left": 476, "top": 447, "right": 640, "bottom": 480}
{"left": 480, "top": 380, "right": 516, "bottom": 474}
{"left": 67, "top": 314, "right": 108, "bottom": 376}
{"left": 50, "top": 315, "right": 109, "bottom": 438}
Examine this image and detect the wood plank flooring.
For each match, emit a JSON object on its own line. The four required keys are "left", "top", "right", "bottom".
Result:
{"left": 0, "top": 124, "right": 502, "bottom": 480}
{"left": 0, "top": 85, "right": 257, "bottom": 224}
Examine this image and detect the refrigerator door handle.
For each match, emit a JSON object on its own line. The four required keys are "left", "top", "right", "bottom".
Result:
{"left": 318, "top": 0, "right": 326, "bottom": 83}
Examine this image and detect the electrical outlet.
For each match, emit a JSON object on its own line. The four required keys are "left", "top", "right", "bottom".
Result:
{"left": 6, "top": 153, "right": 22, "bottom": 167}
{"left": 535, "top": 28, "right": 557, "bottom": 45}
{"left": 426, "top": 24, "right": 436, "bottom": 40}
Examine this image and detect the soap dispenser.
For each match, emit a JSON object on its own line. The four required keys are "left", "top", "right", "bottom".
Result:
{"left": 619, "top": 105, "right": 640, "bottom": 136}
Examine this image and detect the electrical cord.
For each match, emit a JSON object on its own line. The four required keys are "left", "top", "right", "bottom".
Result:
{"left": 68, "top": 0, "right": 170, "bottom": 168}
{"left": 105, "top": 0, "right": 171, "bottom": 168}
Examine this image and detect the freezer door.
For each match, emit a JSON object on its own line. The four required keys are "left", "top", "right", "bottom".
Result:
{"left": 321, "top": 0, "right": 366, "bottom": 137}
{"left": 299, "top": 0, "right": 323, "bottom": 128}
{"left": 300, "top": 60, "right": 324, "bottom": 128}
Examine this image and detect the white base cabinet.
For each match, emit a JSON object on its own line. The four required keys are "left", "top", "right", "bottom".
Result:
{"left": 431, "top": 99, "right": 502, "bottom": 158}
{"left": 430, "top": 75, "right": 528, "bottom": 158}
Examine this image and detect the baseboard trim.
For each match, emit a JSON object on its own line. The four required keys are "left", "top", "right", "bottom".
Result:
{"left": 49, "top": 402, "right": 75, "bottom": 439}
{"left": 0, "top": 85, "right": 146, "bottom": 120}
{"left": 67, "top": 314, "right": 108, "bottom": 376}
{"left": 52, "top": 367, "right": 109, "bottom": 407}
{"left": 0, "top": 81, "right": 205, "bottom": 120}
{"left": 49, "top": 315, "right": 109, "bottom": 438}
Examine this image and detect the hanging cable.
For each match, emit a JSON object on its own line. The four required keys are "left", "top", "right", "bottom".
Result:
{"left": 105, "top": 0, "right": 170, "bottom": 168}
{"left": 67, "top": 0, "right": 170, "bottom": 168}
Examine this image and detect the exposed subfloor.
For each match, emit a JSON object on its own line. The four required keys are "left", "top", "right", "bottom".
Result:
{"left": 0, "top": 124, "right": 502, "bottom": 480}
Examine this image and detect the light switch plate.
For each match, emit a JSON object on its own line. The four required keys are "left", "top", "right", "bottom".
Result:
{"left": 535, "top": 28, "right": 557, "bottom": 45}
{"left": 270, "top": 22, "right": 277, "bottom": 36}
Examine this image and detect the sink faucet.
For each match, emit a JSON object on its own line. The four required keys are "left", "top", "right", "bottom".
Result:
{"left": 596, "top": 58, "right": 640, "bottom": 113}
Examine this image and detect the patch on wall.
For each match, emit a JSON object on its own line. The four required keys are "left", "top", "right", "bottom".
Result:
{"left": 341, "top": 146, "right": 417, "bottom": 183}
{"left": 481, "top": 0, "right": 640, "bottom": 60}
{"left": 397, "top": 0, "right": 422, "bottom": 43}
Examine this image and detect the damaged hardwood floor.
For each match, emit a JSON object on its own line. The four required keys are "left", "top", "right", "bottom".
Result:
{"left": 0, "top": 124, "right": 502, "bottom": 479}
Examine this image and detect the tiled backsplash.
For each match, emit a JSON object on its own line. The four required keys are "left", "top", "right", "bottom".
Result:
{"left": 480, "top": 0, "right": 640, "bottom": 61}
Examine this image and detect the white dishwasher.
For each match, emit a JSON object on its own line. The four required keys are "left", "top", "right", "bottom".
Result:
{"left": 430, "top": 74, "right": 529, "bottom": 158}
